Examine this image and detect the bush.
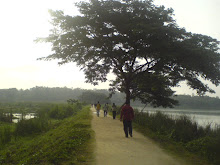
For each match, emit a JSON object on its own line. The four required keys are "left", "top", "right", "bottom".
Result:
{"left": 14, "top": 117, "right": 49, "bottom": 137}
{"left": 0, "top": 125, "right": 13, "bottom": 146}
{"left": 186, "top": 136, "right": 220, "bottom": 164}
{"left": 48, "top": 104, "right": 81, "bottom": 120}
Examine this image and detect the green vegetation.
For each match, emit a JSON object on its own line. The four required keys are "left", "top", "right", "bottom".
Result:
{"left": 14, "top": 117, "right": 50, "bottom": 138}
{"left": 0, "top": 103, "right": 94, "bottom": 165}
{"left": 174, "top": 95, "right": 220, "bottom": 110}
{"left": 0, "top": 124, "right": 14, "bottom": 146}
{"left": 0, "top": 87, "right": 81, "bottom": 103}
{"left": 1, "top": 103, "right": 76, "bottom": 147}
{"left": 78, "top": 90, "right": 111, "bottom": 104}
{"left": 134, "top": 110, "right": 220, "bottom": 165}
{"left": 1, "top": 87, "right": 220, "bottom": 110}
{"left": 0, "top": 87, "right": 116, "bottom": 104}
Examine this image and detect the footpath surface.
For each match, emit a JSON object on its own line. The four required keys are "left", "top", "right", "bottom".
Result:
{"left": 91, "top": 108, "right": 188, "bottom": 165}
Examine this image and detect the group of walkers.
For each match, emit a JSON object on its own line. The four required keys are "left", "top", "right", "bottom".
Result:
{"left": 94, "top": 101, "right": 134, "bottom": 138}
{"left": 94, "top": 102, "right": 117, "bottom": 118}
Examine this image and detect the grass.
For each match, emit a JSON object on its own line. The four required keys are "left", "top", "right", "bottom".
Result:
{"left": 14, "top": 117, "right": 50, "bottom": 138}
{"left": 0, "top": 106, "right": 94, "bottom": 165}
{"left": 133, "top": 123, "right": 209, "bottom": 165}
{"left": 0, "top": 122, "right": 15, "bottom": 147}
{"left": 0, "top": 103, "right": 83, "bottom": 145}
{"left": 133, "top": 110, "right": 220, "bottom": 165}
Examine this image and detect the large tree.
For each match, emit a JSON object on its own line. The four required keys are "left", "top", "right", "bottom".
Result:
{"left": 37, "top": 0, "right": 220, "bottom": 107}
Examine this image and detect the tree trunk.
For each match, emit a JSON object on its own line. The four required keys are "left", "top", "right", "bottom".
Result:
{"left": 125, "top": 76, "right": 131, "bottom": 105}
{"left": 125, "top": 85, "right": 131, "bottom": 105}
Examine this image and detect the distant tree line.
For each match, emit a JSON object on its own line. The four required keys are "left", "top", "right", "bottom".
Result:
{"left": 174, "top": 95, "right": 220, "bottom": 110}
{"left": 0, "top": 87, "right": 220, "bottom": 109}
{"left": 0, "top": 87, "right": 125, "bottom": 105}
{"left": 0, "top": 87, "right": 81, "bottom": 103}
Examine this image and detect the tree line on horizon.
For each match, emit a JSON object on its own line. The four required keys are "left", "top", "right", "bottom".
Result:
{"left": 0, "top": 86, "right": 220, "bottom": 110}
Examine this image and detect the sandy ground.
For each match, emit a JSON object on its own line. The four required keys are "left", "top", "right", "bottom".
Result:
{"left": 91, "top": 108, "right": 188, "bottom": 165}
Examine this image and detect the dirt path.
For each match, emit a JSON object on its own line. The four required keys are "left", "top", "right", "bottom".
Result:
{"left": 91, "top": 108, "right": 188, "bottom": 165}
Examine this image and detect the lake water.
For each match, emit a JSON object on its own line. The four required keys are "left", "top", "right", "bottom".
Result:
{"left": 12, "top": 113, "right": 36, "bottom": 123}
{"left": 136, "top": 107, "right": 220, "bottom": 129}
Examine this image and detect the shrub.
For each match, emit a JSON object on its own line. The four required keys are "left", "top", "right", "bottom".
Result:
{"left": 0, "top": 126, "right": 13, "bottom": 146}
{"left": 14, "top": 117, "right": 49, "bottom": 137}
{"left": 186, "top": 136, "right": 220, "bottom": 164}
{"left": 48, "top": 103, "right": 81, "bottom": 120}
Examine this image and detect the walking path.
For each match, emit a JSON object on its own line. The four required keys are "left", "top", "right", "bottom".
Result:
{"left": 91, "top": 108, "right": 188, "bottom": 165}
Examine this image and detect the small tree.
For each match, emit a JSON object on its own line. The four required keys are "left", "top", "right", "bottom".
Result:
{"left": 37, "top": 0, "right": 220, "bottom": 107}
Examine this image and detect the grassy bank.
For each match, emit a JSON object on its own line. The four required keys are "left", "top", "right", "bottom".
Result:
{"left": 0, "top": 103, "right": 81, "bottom": 147}
{"left": 133, "top": 110, "right": 220, "bottom": 165}
{"left": 0, "top": 106, "right": 94, "bottom": 165}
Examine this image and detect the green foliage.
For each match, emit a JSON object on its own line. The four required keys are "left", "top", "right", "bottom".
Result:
{"left": 1, "top": 88, "right": 220, "bottom": 110}
{"left": 170, "top": 116, "right": 208, "bottom": 142}
{"left": 185, "top": 136, "right": 219, "bottom": 163}
{"left": 134, "top": 110, "right": 213, "bottom": 142}
{"left": 0, "top": 106, "right": 94, "bottom": 165}
{"left": 0, "top": 102, "right": 40, "bottom": 116}
{"left": 48, "top": 103, "right": 82, "bottom": 119}
{"left": 174, "top": 95, "right": 220, "bottom": 110}
{"left": 67, "top": 98, "right": 78, "bottom": 104}
{"left": 0, "top": 111, "right": 10, "bottom": 123}
{"left": 78, "top": 90, "right": 111, "bottom": 104}
{"left": 37, "top": 0, "right": 220, "bottom": 107}
{"left": 0, "top": 86, "right": 83, "bottom": 102}
{"left": 14, "top": 118, "right": 50, "bottom": 137}
{"left": 0, "top": 125, "right": 13, "bottom": 147}
{"left": 134, "top": 110, "right": 220, "bottom": 164}
{"left": 0, "top": 102, "right": 83, "bottom": 148}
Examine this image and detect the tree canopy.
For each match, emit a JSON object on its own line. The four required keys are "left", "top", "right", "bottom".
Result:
{"left": 37, "top": 0, "right": 220, "bottom": 107}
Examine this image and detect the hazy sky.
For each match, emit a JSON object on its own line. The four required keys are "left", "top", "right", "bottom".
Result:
{"left": 0, "top": 0, "right": 220, "bottom": 97}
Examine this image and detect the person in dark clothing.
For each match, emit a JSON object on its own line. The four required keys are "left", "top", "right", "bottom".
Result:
{"left": 120, "top": 101, "right": 134, "bottom": 138}
{"left": 112, "top": 103, "right": 117, "bottom": 119}
{"left": 103, "top": 103, "right": 108, "bottom": 117}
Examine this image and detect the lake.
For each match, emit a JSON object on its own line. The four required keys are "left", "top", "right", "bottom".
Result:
{"left": 136, "top": 107, "right": 220, "bottom": 129}
{"left": 12, "top": 113, "right": 36, "bottom": 123}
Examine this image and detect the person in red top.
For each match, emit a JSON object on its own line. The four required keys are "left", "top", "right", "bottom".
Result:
{"left": 120, "top": 101, "right": 134, "bottom": 138}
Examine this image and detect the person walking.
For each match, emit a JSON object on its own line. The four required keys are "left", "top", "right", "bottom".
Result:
{"left": 96, "top": 101, "right": 101, "bottom": 117}
{"left": 103, "top": 103, "right": 108, "bottom": 117}
{"left": 112, "top": 103, "right": 117, "bottom": 119}
{"left": 120, "top": 101, "right": 134, "bottom": 138}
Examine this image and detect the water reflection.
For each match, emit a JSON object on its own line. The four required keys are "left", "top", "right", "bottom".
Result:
{"left": 137, "top": 107, "right": 220, "bottom": 129}
{"left": 12, "top": 113, "right": 36, "bottom": 123}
